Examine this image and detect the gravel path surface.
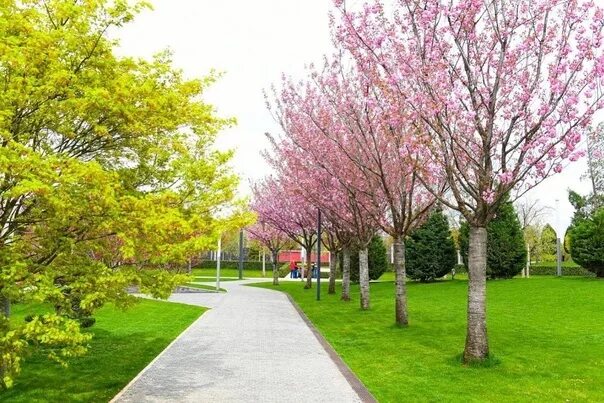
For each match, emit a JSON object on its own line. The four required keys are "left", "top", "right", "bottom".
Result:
{"left": 112, "top": 279, "right": 366, "bottom": 403}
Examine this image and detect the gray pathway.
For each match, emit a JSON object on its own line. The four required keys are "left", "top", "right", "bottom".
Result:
{"left": 112, "top": 280, "right": 365, "bottom": 403}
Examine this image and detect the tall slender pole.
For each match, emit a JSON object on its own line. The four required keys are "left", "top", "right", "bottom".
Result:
{"left": 238, "top": 229, "right": 244, "bottom": 280}
{"left": 317, "top": 209, "right": 322, "bottom": 301}
{"left": 262, "top": 248, "right": 266, "bottom": 277}
{"left": 216, "top": 236, "right": 222, "bottom": 292}
{"left": 555, "top": 199, "right": 562, "bottom": 277}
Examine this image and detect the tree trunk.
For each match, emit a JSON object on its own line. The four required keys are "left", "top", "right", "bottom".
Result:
{"left": 341, "top": 247, "right": 351, "bottom": 301}
{"left": 463, "top": 226, "right": 489, "bottom": 363}
{"left": 527, "top": 243, "right": 531, "bottom": 276}
{"left": 328, "top": 251, "right": 337, "bottom": 294}
{"left": 272, "top": 252, "right": 279, "bottom": 286}
{"left": 305, "top": 246, "right": 312, "bottom": 289}
{"left": 359, "top": 247, "right": 370, "bottom": 310}
{"left": 393, "top": 237, "right": 408, "bottom": 326}
{"left": 1, "top": 295, "right": 10, "bottom": 318}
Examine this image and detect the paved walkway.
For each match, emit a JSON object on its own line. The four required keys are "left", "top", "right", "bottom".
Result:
{"left": 112, "top": 279, "right": 369, "bottom": 403}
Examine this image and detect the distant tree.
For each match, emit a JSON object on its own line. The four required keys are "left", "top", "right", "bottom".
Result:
{"left": 540, "top": 225, "right": 558, "bottom": 261}
{"left": 516, "top": 200, "right": 550, "bottom": 276}
{"left": 461, "top": 201, "right": 526, "bottom": 279}
{"left": 406, "top": 209, "right": 457, "bottom": 282}
{"left": 347, "top": 236, "right": 388, "bottom": 282}
{"left": 569, "top": 207, "right": 604, "bottom": 277}
{"left": 585, "top": 123, "right": 604, "bottom": 197}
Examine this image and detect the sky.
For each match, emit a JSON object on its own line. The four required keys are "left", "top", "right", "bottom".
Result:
{"left": 116, "top": 0, "right": 597, "bottom": 236}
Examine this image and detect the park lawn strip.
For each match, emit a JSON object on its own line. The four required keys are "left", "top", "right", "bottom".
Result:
{"left": 251, "top": 277, "right": 604, "bottom": 402}
{"left": 184, "top": 283, "right": 227, "bottom": 292}
{"left": 191, "top": 268, "right": 269, "bottom": 278}
{"left": 2, "top": 299, "right": 205, "bottom": 403}
{"left": 193, "top": 276, "right": 238, "bottom": 282}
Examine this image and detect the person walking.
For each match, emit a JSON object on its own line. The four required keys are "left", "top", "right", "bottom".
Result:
{"left": 289, "top": 260, "right": 296, "bottom": 278}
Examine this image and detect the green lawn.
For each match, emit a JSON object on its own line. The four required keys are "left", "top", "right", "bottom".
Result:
{"left": 193, "top": 276, "right": 238, "bottom": 282}
{"left": 191, "top": 268, "right": 270, "bottom": 278}
{"left": 1, "top": 299, "right": 205, "bottom": 402}
{"left": 185, "top": 283, "right": 227, "bottom": 292}
{"left": 251, "top": 277, "right": 604, "bottom": 402}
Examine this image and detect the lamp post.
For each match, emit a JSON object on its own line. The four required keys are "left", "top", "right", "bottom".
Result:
{"left": 238, "top": 229, "right": 244, "bottom": 280}
{"left": 555, "top": 199, "right": 562, "bottom": 277}
{"left": 317, "top": 209, "right": 322, "bottom": 301}
{"left": 216, "top": 236, "right": 222, "bottom": 292}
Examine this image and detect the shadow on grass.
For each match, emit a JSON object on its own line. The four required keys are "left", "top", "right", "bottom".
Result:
{"left": 2, "top": 329, "right": 175, "bottom": 402}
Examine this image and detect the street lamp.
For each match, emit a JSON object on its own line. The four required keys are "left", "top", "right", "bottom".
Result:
{"left": 216, "top": 235, "right": 222, "bottom": 292}
{"left": 317, "top": 209, "right": 322, "bottom": 301}
{"left": 555, "top": 199, "right": 562, "bottom": 277}
{"left": 238, "top": 229, "right": 244, "bottom": 280}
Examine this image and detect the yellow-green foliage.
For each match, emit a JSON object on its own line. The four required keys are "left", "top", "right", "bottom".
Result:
{"left": 0, "top": 0, "right": 252, "bottom": 388}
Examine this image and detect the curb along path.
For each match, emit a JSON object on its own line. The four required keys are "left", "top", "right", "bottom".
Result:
{"left": 113, "top": 280, "right": 372, "bottom": 403}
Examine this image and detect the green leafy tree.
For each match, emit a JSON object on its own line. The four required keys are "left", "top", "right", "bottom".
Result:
{"left": 406, "top": 209, "right": 457, "bottom": 282}
{"left": 346, "top": 235, "right": 388, "bottom": 282}
{"left": 540, "top": 224, "right": 558, "bottom": 261}
{"left": 569, "top": 207, "right": 604, "bottom": 277}
{"left": 460, "top": 201, "right": 527, "bottom": 279}
{"left": 0, "top": 0, "right": 250, "bottom": 388}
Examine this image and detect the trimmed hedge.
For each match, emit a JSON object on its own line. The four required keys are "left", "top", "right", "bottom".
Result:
{"left": 528, "top": 265, "right": 594, "bottom": 276}
{"left": 453, "top": 264, "right": 594, "bottom": 276}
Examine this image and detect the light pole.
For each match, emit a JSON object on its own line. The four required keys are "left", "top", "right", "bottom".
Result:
{"left": 262, "top": 247, "right": 266, "bottom": 278}
{"left": 555, "top": 199, "right": 562, "bottom": 277}
{"left": 317, "top": 209, "right": 322, "bottom": 301}
{"left": 238, "top": 229, "right": 244, "bottom": 280}
{"left": 216, "top": 236, "right": 222, "bottom": 292}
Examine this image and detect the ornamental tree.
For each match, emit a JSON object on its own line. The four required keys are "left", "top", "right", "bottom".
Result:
{"left": 0, "top": 0, "right": 245, "bottom": 387}
{"left": 335, "top": 0, "right": 604, "bottom": 361}
{"left": 406, "top": 208, "right": 457, "bottom": 282}
{"left": 251, "top": 177, "right": 317, "bottom": 289}
{"left": 246, "top": 221, "right": 288, "bottom": 285}
{"left": 267, "top": 57, "right": 438, "bottom": 320}
{"left": 569, "top": 207, "right": 604, "bottom": 277}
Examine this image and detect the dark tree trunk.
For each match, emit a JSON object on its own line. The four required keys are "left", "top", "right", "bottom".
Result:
{"left": 341, "top": 247, "right": 351, "bottom": 301}
{"left": 359, "top": 247, "right": 370, "bottom": 310}
{"left": 272, "top": 252, "right": 279, "bottom": 286}
{"left": 1, "top": 295, "right": 9, "bottom": 318}
{"left": 463, "top": 226, "right": 489, "bottom": 362}
{"left": 393, "top": 237, "right": 408, "bottom": 326}
{"left": 328, "top": 251, "right": 337, "bottom": 294}
{"left": 305, "top": 245, "right": 312, "bottom": 289}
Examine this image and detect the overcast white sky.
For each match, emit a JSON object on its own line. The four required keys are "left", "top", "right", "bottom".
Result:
{"left": 117, "top": 0, "right": 597, "bottom": 235}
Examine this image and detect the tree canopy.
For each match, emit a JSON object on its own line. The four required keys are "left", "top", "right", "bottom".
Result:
{"left": 0, "top": 0, "right": 249, "bottom": 388}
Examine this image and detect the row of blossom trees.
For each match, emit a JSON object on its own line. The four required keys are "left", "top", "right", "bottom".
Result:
{"left": 251, "top": 0, "right": 604, "bottom": 363}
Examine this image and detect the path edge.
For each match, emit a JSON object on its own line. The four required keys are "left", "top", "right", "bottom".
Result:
{"left": 108, "top": 306, "right": 207, "bottom": 402}
{"left": 285, "top": 293, "right": 378, "bottom": 403}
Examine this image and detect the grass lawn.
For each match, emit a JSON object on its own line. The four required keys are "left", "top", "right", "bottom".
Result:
{"left": 184, "top": 283, "right": 227, "bottom": 292}
{"left": 193, "top": 276, "right": 238, "bottom": 282}
{"left": 1, "top": 299, "right": 205, "bottom": 402}
{"left": 191, "top": 268, "right": 270, "bottom": 278}
{"left": 251, "top": 277, "right": 604, "bottom": 402}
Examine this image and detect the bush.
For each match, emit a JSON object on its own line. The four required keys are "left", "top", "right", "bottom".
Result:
{"left": 406, "top": 209, "right": 457, "bottom": 282}
{"left": 345, "top": 235, "right": 388, "bottom": 282}
{"left": 529, "top": 265, "right": 594, "bottom": 276}
{"left": 460, "top": 199, "right": 526, "bottom": 279}
{"left": 569, "top": 207, "right": 604, "bottom": 277}
{"left": 79, "top": 317, "right": 96, "bottom": 328}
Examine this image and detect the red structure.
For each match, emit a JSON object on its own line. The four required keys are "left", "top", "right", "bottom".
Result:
{"left": 278, "top": 250, "right": 330, "bottom": 264}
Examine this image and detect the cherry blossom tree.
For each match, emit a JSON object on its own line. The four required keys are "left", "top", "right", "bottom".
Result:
{"left": 246, "top": 221, "right": 288, "bottom": 285}
{"left": 266, "top": 80, "right": 382, "bottom": 310}
{"left": 268, "top": 58, "right": 440, "bottom": 322}
{"left": 334, "top": 0, "right": 604, "bottom": 361}
{"left": 251, "top": 177, "right": 317, "bottom": 289}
